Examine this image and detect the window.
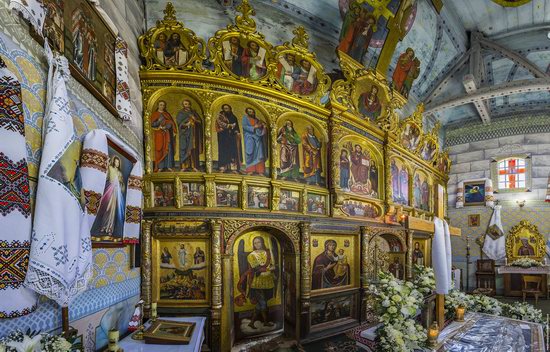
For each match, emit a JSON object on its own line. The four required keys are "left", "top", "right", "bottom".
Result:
{"left": 492, "top": 155, "right": 531, "bottom": 193}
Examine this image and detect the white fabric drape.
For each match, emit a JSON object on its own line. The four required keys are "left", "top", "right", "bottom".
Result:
{"left": 24, "top": 47, "right": 92, "bottom": 307}
{"left": 483, "top": 205, "right": 506, "bottom": 260}
{"left": 433, "top": 217, "right": 452, "bottom": 294}
{"left": 80, "top": 129, "right": 142, "bottom": 244}
{"left": 0, "top": 60, "right": 37, "bottom": 317}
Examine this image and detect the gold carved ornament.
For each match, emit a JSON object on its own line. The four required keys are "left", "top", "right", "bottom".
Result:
{"left": 207, "top": 0, "right": 273, "bottom": 86}
{"left": 270, "top": 26, "right": 331, "bottom": 105}
{"left": 505, "top": 220, "right": 546, "bottom": 263}
{"left": 138, "top": 2, "right": 206, "bottom": 72}
{"left": 397, "top": 103, "right": 424, "bottom": 154}
{"left": 221, "top": 219, "right": 301, "bottom": 253}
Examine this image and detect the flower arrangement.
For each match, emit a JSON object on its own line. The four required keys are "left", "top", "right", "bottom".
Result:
{"left": 509, "top": 258, "right": 543, "bottom": 268}
{"left": 368, "top": 271, "right": 427, "bottom": 352}
{"left": 412, "top": 265, "right": 436, "bottom": 296}
{"left": 0, "top": 331, "right": 72, "bottom": 352}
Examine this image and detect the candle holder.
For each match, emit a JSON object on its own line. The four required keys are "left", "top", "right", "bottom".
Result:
{"left": 455, "top": 306, "right": 465, "bottom": 322}
{"left": 107, "top": 329, "right": 120, "bottom": 352}
{"left": 427, "top": 321, "right": 439, "bottom": 347}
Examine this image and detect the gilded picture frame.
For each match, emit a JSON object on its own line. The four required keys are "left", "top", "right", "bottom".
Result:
{"left": 505, "top": 220, "right": 545, "bottom": 263}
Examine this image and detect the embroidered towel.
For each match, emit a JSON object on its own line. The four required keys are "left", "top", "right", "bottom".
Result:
{"left": 433, "top": 217, "right": 452, "bottom": 294}
{"left": 0, "top": 58, "right": 37, "bottom": 318}
{"left": 115, "top": 36, "right": 132, "bottom": 121}
{"left": 81, "top": 129, "right": 142, "bottom": 244}
{"left": 24, "top": 48, "right": 92, "bottom": 307}
{"left": 483, "top": 205, "right": 506, "bottom": 260}
{"left": 9, "top": 0, "right": 45, "bottom": 36}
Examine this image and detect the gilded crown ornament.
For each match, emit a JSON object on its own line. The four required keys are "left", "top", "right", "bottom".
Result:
{"left": 291, "top": 26, "right": 309, "bottom": 50}
{"left": 163, "top": 2, "right": 177, "bottom": 22}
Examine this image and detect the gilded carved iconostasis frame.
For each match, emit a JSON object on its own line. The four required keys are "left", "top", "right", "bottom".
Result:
{"left": 138, "top": 2, "right": 451, "bottom": 350}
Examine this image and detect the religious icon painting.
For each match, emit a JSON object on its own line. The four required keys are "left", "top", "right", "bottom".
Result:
{"left": 338, "top": 140, "right": 379, "bottom": 198}
{"left": 419, "top": 139, "right": 437, "bottom": 162}
{"left": 153, "top": 31, "right": 191, "bottom": 67}
{"left": 222, "top": 36, "right": 268, "bottom": 81}
{"left": 412, "top": 239, "right": 430, "bottom": 267}
{"left": 62, "top": 0, "right": 117, "bottom": 112}
{"left": 468, "top": 214, "right": 480, "bottom": 227}
{"left": 180, "top": 182, "right": 205, "bottom": 207}
{"left": 152, "top": 237, "right": 210, "bottom": 306}
{"left": 42, "top": 0, "right": 65, "bottom": 53}
{"left": 149, "top": 93, "right": 205, "bottom": 173}
{"left": 247, "top": 186, "right": 270, "bottom": 210}
{"left": 277, "top": 117, "right": 325, "bottom": 186}
{"left": 464, "top": 181, "right": 486, "bottom": 206}
{"left": 233, "top": 231, "right": 283, "bottom": 340}
{"left": 212, "top": 99, "right": 269, "bottom": 176}
{"left": 153, "top": 182, "right": 175, "bottom": 207}
{"left": 310, "top": 294, "right": 355, "bottom": 327}
{"left": 275, "top": 54, "right": 318, "bottom": 95}
{"left": 357, "top": 84, "right": 384, "bottom": 121}
{"left": 311, "top": 234, "right": 357, "bottom": 293}
{"left": 341, "top": 200, "right": 380, "bottom": 219}
{"left": 215, "top": 184, "right": 239, "bottom": 208}
{"left": 306, "top": 193, "right": 326, "bottom": 215}
{"left": 400, "top": 122, "right": 421, "bottom": 152}
{"left": 391, "top": 47, "right": 421, "bottom": 99}
{"left": 412, "top": 171, "right": 430, "bottom": 211}
{"left": 89, "top": 140, "right": 136, "bottom": 243}
{"left": 390, "top": 157, "right": 409, "bottom": 206}
{"left": 279, "top": 190, "right": 300, "bottom": 212}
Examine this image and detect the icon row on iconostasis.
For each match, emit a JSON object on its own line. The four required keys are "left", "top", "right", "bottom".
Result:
{"left": 139, "top": 2, "right": 331, "bottom": 105}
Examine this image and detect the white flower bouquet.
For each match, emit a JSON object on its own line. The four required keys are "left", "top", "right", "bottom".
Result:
{"left": 509, "top": 258, "right": 543, "bottom": 268}
{"left": 412, "top": 265, "right": 436, "bottom": 296}
{"left": 0, "top": 331, "right": 72, "bottom": 352}
{"left": 369, "top": 271, "right": 428, "bottom": 351}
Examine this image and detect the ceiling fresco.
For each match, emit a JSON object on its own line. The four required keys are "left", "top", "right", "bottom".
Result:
{"left": 145, "top": 0, "right": 550, "bottom": 128}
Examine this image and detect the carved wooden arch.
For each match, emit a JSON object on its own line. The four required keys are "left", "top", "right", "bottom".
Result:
{"left": 222, "top": 219, "right": 300, "bottom": 254}
{"left": 365, "top": 226, "right": 407, "bottom": 249}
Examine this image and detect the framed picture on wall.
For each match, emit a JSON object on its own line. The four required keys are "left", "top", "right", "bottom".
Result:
{"left": 30, "top": 0, "right": 119, "bottom": 116}
{"left": 464, "top": 181, "right": 486, "bottom": 206}
{"left": 468, "top": 214, "right": 480, "bottom": 227}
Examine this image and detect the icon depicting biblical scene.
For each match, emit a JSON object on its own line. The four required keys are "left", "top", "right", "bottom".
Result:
{"left": 307, "top": 194, "right": 326, "bottom": 215}
{"left": 154, "top": 182, "right": 175, "bottom": 207}
{"left": 339, "top": 141, "right": 379, "bottom": 197}
{"left": 233, "top": 232, "right": 283, "bottom": 340}
{"left": 279, "top": 190, "right": 300, "bottom": 212}
{"left": 277, "top": 118, "right": 324, "bottom": 186}
{"left": 358, "top": 84, "right": 383, "bottom": 121}
{"left": 216, "top": 184, "right": 239, "bottom": 208}
{"left": 181, "top": 182, "right": 205, "bottom": 206}
{"left": 276, "top": 53, "right": 318, "bottom": 95}
{"left": 338, "top": 3, "right": 376, "bottom": 64}
{"left": 223, "top": 36, "right": 267, "bottom": 80}
{"left": 392, "top": 47, "right": 421, "bottom": 98}
{"left": 311, "top": 235, "right": 356, "bottom": 292}
{"left": 400, "top": 123, "right": 421, "bottom": 152}
{"left": 154, "top": 31, "right": 190, "bottom": 66}
{"left": 390, "top": 158, "right": 409, "bottom": 206}
{"left": 43, "top": 0, "right": 64, "bottom": 53}
{"left": 311, "top": 295, "right": 353, "bottom": 326}
{"left": 413, "top": 171, "right": 430, "bottom": 211}
{"left": 64, "top": 0, "right": 117, "bottom": 106}
{"left": 341, "top": 200, "right": 380, "bottom": 219}
{"left": 247, "top": 186, "right": 270, "bottom": 210}
{"left": 213, "top": 101, "right": 269, "bottom": 176}
{"left": 89, "top": 141, "right": 135, "bottom": 243}
{"left": 156, "top": 238, "right": 209, "bottom": 305}
{"left": 412, "top": 241, "right": 425, "bottom": 266}
{"left": 150, "top": 95, "right": 205, "bottom": 172}
{"left": 419, "top": 139, "right": 437, "bottom": 161}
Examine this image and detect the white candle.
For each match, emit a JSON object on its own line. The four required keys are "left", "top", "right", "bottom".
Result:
{"left": 108, "top": 329, "right": 119, "bottom": 352}
{"left": 151, "top": 302, "right": 157, "bottom": 318}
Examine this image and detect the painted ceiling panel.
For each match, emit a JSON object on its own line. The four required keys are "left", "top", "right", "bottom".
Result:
{"left": 437, "top": 104, "right": 479, "bottom": 125}
{"left": 490, "top": 58, "right": 516, "bottom": 84}
{"left": 507, "top": 91, "right": 550, "bottom": 106}
{"left": 526, "top": 51, "right": 550, "bottom": 72}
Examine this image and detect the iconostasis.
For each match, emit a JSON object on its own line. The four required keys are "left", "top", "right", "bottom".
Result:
{"left": 138, "top": 1, "right": 451, "bottom": 350}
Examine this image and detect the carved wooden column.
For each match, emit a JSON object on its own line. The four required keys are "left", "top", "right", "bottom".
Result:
{"left": 406, "top": 230, "right": 414, "bottom": 280}
{"left": 221, "top": 254, "right": 233, "bottom": 351}
{"left": 299, "top": 222, "right": 311, "bottom": 336}
{"left": 210, "top": 219, "right": 222, "bottom": 351}
{"left": 360, "top": 226, "right": 373, "bottom": 322}
{"left": 141, "top": 219, "right": 153, "bottom": 316}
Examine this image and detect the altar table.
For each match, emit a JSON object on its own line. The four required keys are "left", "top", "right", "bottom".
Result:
{"left": 118, "top": 316, "right": 206, "bottom": 352}
{"left": 433, "top": 312, "right": 545, "bottom": 352}
{"left": 497, "top": 265, "right": 550, "bottom": 298}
